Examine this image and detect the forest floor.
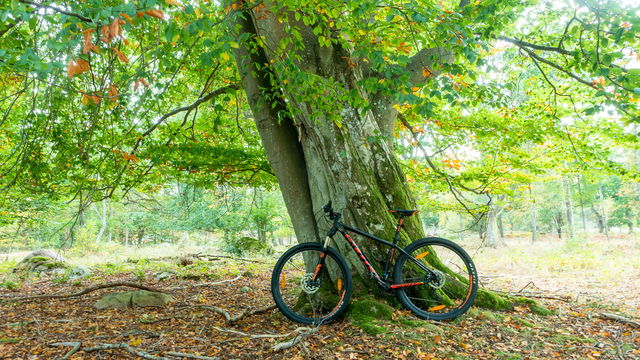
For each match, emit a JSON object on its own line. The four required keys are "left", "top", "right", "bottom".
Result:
{"left": 0, "top": 236, "right": 639, "bottom": 360}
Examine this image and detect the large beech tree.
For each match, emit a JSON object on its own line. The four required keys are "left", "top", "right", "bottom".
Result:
{"left": 0, "top": 0, "right": 638, "bottom": 303}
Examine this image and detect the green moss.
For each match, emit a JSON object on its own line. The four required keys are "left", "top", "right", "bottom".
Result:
{"left": 475, "top": 309, "right": 504, "bottom": 322}
{"left": 349, "top": 296, "right": 394, "bottom": 322}
{"left": 474, "top": 289, "right": 513, "bottom": 310}
{"left": 25, "top": 256, "right": 51, "bottom": 264}
{"left": 515, "top": 317, "right": 535, "bottom": 327}
{"left": 348, "top": 296, "right": 395, "bottom": 335}
{"left": 359, "top": 322, "right": 387, "bottom": 335}
{"left": 530, "top": 303, "right": 554, "bottom": 316}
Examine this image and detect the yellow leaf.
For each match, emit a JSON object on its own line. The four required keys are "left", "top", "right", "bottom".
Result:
{"left": 129, "top": 337, "right": 142, "bottom": 346}
{"left": 220, "top": 52, "right": 230, "bottom": 62}
{"left": 229, "top": 42, "right": 240, "bottom": 49}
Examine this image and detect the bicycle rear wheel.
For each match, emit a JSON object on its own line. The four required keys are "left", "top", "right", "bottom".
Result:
{"left": 271, "top": 242, "right": 352, "bottom": 325}
{"left": 393, "top": 237, "right": 478, "bottom": 321}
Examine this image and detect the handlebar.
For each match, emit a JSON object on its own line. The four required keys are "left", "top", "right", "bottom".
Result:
{"left": 322, "top": 201, "right": 341, "bottom": 221}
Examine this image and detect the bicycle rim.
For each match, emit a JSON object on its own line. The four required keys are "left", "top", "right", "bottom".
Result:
{"left": 394, "top": 239, "right": 477, "bottom": 320}
{"left": 272, "top": 244, "right": 351, "bottom": 325}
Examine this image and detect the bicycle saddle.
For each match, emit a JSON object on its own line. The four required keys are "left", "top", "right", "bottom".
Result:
{"left": 388, "top": 209, "right": 420, "bottom": 216}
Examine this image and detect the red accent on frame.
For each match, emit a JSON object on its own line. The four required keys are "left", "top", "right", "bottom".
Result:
{"left": 342, "top": 231, "right": 380, "bottom": 280}
{"left": 390, "top": 282, "right": 425, "bottom": 289}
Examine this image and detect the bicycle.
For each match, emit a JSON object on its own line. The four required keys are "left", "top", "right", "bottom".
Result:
{"left": 270, "top": 201, "right": 478, "bottom": 325}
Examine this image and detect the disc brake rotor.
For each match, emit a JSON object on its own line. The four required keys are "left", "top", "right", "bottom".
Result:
{"left": 300, "top": 273, "right": 320, "bottom": 294}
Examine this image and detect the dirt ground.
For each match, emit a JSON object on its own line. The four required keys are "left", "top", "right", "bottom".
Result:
{"left": 0, "top": 235, "right": 639, "bottom": 359}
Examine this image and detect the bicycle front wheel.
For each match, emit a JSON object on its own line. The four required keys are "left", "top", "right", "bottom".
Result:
{"left": 271, "top": 242, "right": 352, "bottom": 325}
{"left": 393, "top": 237, "right": 478, "bottom": 321}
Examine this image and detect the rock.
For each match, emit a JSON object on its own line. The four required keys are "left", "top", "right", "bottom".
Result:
{"left": 68, "top": 265, "right": 92, "bottom": 280}
{"left": 152, "top": 270, "right": 176, "bottom": 281}
{"left": 13, "top": 251, "right": 68, "bottom": 275}
{"left": 22, "top": 249, "right": 67, "bottom": 263}
{"left": 94, "top": 290, "right": 174, "bottom": 310}
{"left": 239, "top": 286, "right": 253, "bottom": 294}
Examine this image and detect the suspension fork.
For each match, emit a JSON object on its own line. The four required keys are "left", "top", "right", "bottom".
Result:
{"left": 311, "top": 226, "right": 337, "bottom": 281}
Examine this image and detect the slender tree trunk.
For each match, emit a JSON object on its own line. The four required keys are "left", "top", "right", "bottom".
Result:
{"left": 600, "top": 187, "right": 610, "bottom": 241}
{"left": 562, "top": 177, "right": 575, "bottom": 241}
{"left": 576, "top": 175, "right": 587, "bottom": 233}
{"left": 591, "top": 205, "right": 605, "bottom": 234}
{"left": 94, "top": 199, "right": 109, "bottom": 243}
{"left": 529, "top": 184, "right": 537, "bottom": 243}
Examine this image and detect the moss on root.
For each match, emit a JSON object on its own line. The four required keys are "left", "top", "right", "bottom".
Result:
{"left": 348, "top": 296, "right": 395, "bottom": 335}
{"left": 474, "top": 288, "right": 513, "bottom": 310}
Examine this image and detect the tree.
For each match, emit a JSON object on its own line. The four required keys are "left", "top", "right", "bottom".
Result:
{"left": 1, "top": 0, "right": 638, "bottom": 308}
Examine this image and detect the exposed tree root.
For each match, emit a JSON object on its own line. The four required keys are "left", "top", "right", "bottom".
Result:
{"left": 165, "top": 351, "right": 220, "bottom": 360}
{"left": 191, "top": 304, "right": 276, "bottom": 323}
{"left": 209, "top": 325, "right": 318, "bottom": 351}
{"left": 49, "top": 341, "right": 81, "bottom": 359}
{"left": 598, "top": 312, "right": 640, "bottom": 328}
{"left": 5, "top": 282, "right": 168, "bottom": 302}
{"left": 50, "top": 342, "right": 171, "bottom": 360}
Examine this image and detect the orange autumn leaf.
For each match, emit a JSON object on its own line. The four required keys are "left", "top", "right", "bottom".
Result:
{"left": 422, "top": 67, "right": 432, "bottom": 78}
{"left": 82, "top": 93, "right": 101, "bottom": 105}
{"left": 145, "top": 9, "right": 165, "bottom": 19}
{"left": 134, "top": 78, "right": 150, "bottom": 91}
{"left": 112, "top": 48, "right": 129, "bottom": 63}
{"left": 120, "top": 13, "right": 134, "bottom": 24}
{"left": 82, "top": 28, "right": 99, "bottom": 54}
{"left": 165, "top": 0, "right": 181, "bottom": 5}
{"left": 67, "top": 59, "right": 90, "bottom": 79}
{"left": 136, "top": 11, "right": 145, "bottom": 17}
{"left": 108, "top": 85, "right": 119, "bottom": 100}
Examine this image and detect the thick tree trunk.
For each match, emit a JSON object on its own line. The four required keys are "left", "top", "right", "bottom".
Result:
{"left": 230, "top": 4, "right": 509, "bottom": 308}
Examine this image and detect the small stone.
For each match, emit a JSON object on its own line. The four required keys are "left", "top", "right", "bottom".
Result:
{"left": 68, "top": 265, "right": 92, "bottom": 280}
{"left": 153, "top": 270, "right": 176, "bottom": 281}
{"left": 239, "top": 286, "right": 253, "bottom": 294}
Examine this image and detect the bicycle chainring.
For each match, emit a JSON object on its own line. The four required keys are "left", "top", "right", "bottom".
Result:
{"left": 428, "top": 270, "right": 445, "bottom": 289}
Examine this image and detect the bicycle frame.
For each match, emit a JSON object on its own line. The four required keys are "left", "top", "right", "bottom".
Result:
{"left": 313, "top": 216, "right": 436, "bottom": 291}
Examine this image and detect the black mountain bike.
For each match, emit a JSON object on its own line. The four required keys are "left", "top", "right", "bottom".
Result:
{"left": 271, "top": 201, "right": 478, "bottom": 325}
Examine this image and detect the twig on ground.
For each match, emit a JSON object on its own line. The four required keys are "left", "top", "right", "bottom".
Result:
{"left": 83, "top": 343, "right": 171, "bottom": 360}
{"left": 49, "top": 341, "right": 82, "bottom": 360}
{"left": 599, "top": 312, "right": 640, "bottom": 328}
{"left": 209, "top": 324, "right": 318, "bottom": 351}
{"left": 165, "top": 351, "right": 220, "bottom": 360}
{"left": 508, "top": 292, "right": 572, "bottom": 302}
{"left": 191, "top": 304, "right": 276, "bottom": 323}
{"left": 4, "top": 282, "right": 168, "bottom": 302}
{"left": 271, "top": 327, "right": 319, "bottom": 351}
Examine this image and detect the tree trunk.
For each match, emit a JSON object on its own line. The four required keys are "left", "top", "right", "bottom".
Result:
{"left": 576, "top": 176, "right": 587, "bottom": 233}
{"left": 529, "top": 184, "right": 537, "bottom": 243}
{"left": 599, "top": 187, "right": 610, "bottom": 241}
{"left": 562, "top": 177, "right": 575, "bottom": 241}
{"left": 591, "top": 205, "right": 605, "bottom": 234}
{"left": 230, "top": 4, "right": 508, "bottom": 308}
{"left": 94, "top": 199, "right": 109, "bottom": 243}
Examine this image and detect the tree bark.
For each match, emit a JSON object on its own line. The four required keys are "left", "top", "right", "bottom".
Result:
{"left": 576, "top": 175, "right": 587, "bottom": 233}
{"left": 230, "top": 4, "right": 507, "bottom": 308}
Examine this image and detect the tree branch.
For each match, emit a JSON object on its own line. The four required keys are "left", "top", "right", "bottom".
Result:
{"left": 499, "top": 36, "right": 576, "bottom": 56}
{"left": 404, "top": 47, "right": 454, "bottom": 86}
{"left": 19, "top": 0, "right": 92, "bottom": 22}
{"left": 516, "top": 45, "right": 595, "bottom": 89}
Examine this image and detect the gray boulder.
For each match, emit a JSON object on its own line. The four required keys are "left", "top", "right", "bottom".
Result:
{"left": 94, "top": 290, "right": 174, "bottom": 310}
